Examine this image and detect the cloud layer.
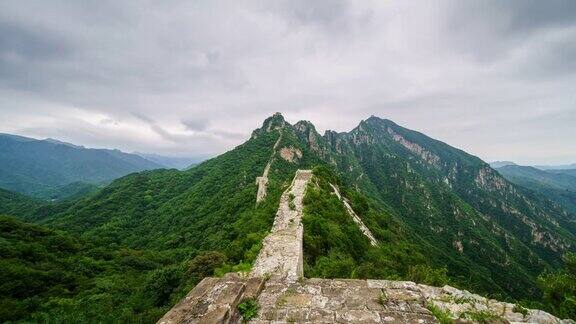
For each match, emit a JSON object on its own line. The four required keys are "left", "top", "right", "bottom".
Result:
{"left": 0, "top": 0, "right": 575, "bottom": 164}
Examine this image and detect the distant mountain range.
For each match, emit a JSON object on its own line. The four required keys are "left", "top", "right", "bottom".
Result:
{"left": 134, "top": 152, "right": 201, "bottom": 170}
{"left": 489, "top": 161, "right": 517, "bottom": 168}
{"left": 495, "top": 165, "right": 576, "bottom": 191}
{"left": 0, "top": 133, "right": 201, "bottom": 199}
{"left": 490, "top": 161, "right": 576, "bottom": 171}
{"left": 492, "top": 163, "right": 576, "bottom": 215}
{"left": 535, "top": 163, "right": 576, "bottom": 170}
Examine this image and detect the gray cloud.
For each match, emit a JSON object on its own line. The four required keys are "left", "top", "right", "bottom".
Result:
{"left": 0, "top": 0, "right": 574, "bottom": 164}
{"left": 182, "top": 118, "right": 209, "bottom": 132}
{"left": 443, "top": 0, "right": 576, "bottom": 63}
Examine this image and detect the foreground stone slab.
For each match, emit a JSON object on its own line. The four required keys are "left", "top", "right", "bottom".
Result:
{"left": 157, "top": 274, "right": 264, "bottom": 324}
{"left": 160, "top": 277, "right": 573, "bottom": 324}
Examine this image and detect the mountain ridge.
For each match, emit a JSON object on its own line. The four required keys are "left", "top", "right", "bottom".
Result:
{"left": 0, "top": 133, "right": 166, "bottom": 199}
{"left": 3, "top": 113, "right": 575, "bottom": 322}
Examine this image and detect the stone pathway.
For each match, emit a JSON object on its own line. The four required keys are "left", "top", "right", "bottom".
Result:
{"left": 253, "top": 279, "right": 572, "bottom": 323}
{"left": 251, "top": 169, "right": 312, "bottom": 282}
{"left": 159, "top": 276, "right": 572, "bottom": 324}
{"left": 253, "top": 278, "right": 435, "bottom": 323}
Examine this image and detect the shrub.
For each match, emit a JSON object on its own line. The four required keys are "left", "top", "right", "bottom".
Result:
{"left": 237, "top": 298, "right": 259, "bottom": 321}
{"left": 513, "top": 304, "right": 529, "bottom": 317}
{"left": 408, "top": 264, "right": 450, "bottom": 286}
{"left": 460, "top": 310, "right": 501, "bottom": 323}
{"left": 378, "top": 290, "right": 387, "bottom": 305}
{"left": 538, "top": 252, "right": 576, "bottom": 319}
{"left": 187, "top": 251, "right": 227, "bottom": 280}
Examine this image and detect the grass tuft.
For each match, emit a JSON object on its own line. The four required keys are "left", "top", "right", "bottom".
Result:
{"left": 427, "top": 303, "right": 454, "bottom": 324}
{"left": 460, "top": 310, "right": 502, "bottom": 323}
{"left": 513, "top": 304, "right": 529, "bottom": 317}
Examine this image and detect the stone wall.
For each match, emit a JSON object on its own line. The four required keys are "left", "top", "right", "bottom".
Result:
{"left": 250, "top": 169, "right": 312, "bottom": 282}
{"left": 159, "top": 276, "right": 572, "bottom": 324}
{"left": 159, "top": 169, "right": 573, "bottom": 324}
{"left": 256, "top": 133, "right": 283, "bottom": 203}
{"left": 330, "top": 183, "right": 378, "bottom": 246}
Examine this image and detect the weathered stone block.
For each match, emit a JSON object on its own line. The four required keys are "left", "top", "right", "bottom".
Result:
{"left": 243, "top": 277, "right": 265, "bottom": 299}
{"left": 336, "top": 309, "right": 381, "bottom": 323}
{"left": 211, "top": 281, "right": 246, "bottom": 306}
{"left": 189, "top": 306, "right": 230, "bottom": 324}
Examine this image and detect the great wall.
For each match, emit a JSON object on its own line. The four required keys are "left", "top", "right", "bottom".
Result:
{"left": 256, "top": 133, "right": 283, "bottom": 203}
{"left": 158, "top": 137, "right": 573, "bottom": 323}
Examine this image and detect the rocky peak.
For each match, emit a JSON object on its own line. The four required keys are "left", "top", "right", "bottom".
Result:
{"left": 262, "top": 112, "right": 287, "bottom": 131}
{"left": 251, "top": 112, "right": 288, "bottom": 138}
{"left": 293, "top": 120, "right": 317, "bottom": 134}
{"left": 294, "top": 120, "right": 320, "bottom": 142}
{"left": 360, "top": 116, "right": 398, "bottom": 134}
{"left": 293, "top": 120, "right": 321, "bottom": 147}
{"left": 323, "top": 130, "right": 340, "bottom": 145}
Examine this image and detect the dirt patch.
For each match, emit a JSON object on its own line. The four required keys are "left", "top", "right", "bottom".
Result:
{"left": 279, "top": 147, "right": 302, "bottom": 163}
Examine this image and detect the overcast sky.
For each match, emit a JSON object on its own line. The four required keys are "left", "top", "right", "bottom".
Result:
{"left": 0, "top": 0, "right": 575, "bottom": 164}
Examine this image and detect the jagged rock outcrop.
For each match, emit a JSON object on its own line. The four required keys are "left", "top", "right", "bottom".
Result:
{"left": 251, "top": 112, "right": 287, "bottom": 139}
{"left": 157, "top": 274, "right": 265, "bottom": 324}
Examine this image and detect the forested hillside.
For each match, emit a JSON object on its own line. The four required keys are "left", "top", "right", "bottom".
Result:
{"left": 495, "top": 164, "right": 576, "bottom": 215}
{"left": 0, "top": 188, "right": 43, "bottom": 218}
{"left": 1, "top": 114, "right": 575, "bottom": 322}
{"left": 0, "top": 134, "right": 164, "bottom": 199}
{"left": 292, "top": 116, "right": 576, "bottom": 300}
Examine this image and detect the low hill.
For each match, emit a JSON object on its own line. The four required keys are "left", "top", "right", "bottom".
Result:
{"left": 0, "top": 134, "right": 164, "bottom": 198}
{"left": 135, "top": 153, "right": 202, "bottom": 170}
{"left": 495, "top": 164, "right": 576, "bottom": 215}
{"left": 496, "top": 165, "right": 576, "bottom": 192}
{"left": 0, "top": 188, "right": 43, "bottom": 217}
